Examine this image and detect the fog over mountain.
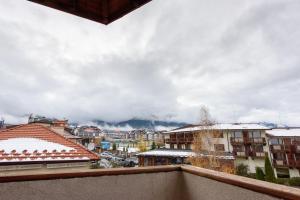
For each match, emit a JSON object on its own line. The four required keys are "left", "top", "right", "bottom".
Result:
{"left": 1, "top": 0, "right": 300, "bottom": 126}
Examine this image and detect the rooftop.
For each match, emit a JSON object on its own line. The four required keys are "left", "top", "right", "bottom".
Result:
{"left": 137, "top": 149, "right": 235, "bottom": 160}
{"left": 266, "top": 128, "right": 300, "bottom": 137}
{"left": 0, "top": 124, "right": 98, "bottom": 163}
{"left": 167, "top": 123, "right": 270, "bottom": 134}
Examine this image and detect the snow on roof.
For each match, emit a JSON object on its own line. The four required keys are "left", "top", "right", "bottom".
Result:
{"left": 0, "top": 124, "right": 99, "bottom": 163}
{"left": 167, "top": 123, "right": 270, "bottom": 133}
{"left": 266, "top": 128, "right": 300, "bottom": 137}
{"left": 0, "top": 157, "right": 90, "bottom": 163}
{"left": 137, "top": 150, "right": 234, "bottom": 160}
{"left": 0, "top": 138, "right": 74, "bottom": 153}
{"left": 137, "top": 150, "right": 195, "bottom": 157}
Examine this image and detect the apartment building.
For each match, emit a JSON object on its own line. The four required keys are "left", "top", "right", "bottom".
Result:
{"left": 266, "top": 128, "right": 300, "bottom": 178}
{"left": 138, "top": 123, "right": 270, "bottom": 173}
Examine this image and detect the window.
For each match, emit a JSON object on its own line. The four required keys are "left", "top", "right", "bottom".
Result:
{"left": 273, "top": 152, "right": 285, "bottom": 160}
{"left": 295, "top": 154, "right": 300, "bottom": 161}
{"left": 170, "top": 144, "right": 174, "bottom": 149}
{"left": 186, "top": 144, "right": 191, "bottom": 150}
{"left": 249, "top": 131, "right": 261, "bottom": 138}
{"left": 269, "top": 138, "right": 283, "bottom": 145}
{"left": 214, "top": 144, "right": 225, "bottom": 152}
{"left": 235, "top": 145, "right": 245, "bottom": 152}
{"left": 253, "top": 145, "right": 263, "bottom": 152}
{"left": 234, "top": 131, "right": 242, "bottom": 138}
{"left": 212, "top": 131, "right": 223, "bottom": 138}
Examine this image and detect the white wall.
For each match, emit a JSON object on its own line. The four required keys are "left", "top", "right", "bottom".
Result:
{"left": 235, "top": 158, "right": 265, "bottom": 174}
{"left": 289, "top": 168, "right": 300, "bottom": 178}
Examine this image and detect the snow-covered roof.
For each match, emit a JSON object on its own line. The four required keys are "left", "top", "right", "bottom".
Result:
{"left": 0, "top": 124, "right": 99, "bottom": 163}
{"left": 138, "top": 150, "right": 195, "bottom": 157}
{"left": 266, "top": 128, "right": 300, "bottom": 137}
{"left": 137, "top": 150, "right": 234, "bottom": 160}
{"left": 0, "top": 157, "right": 90, "bottom": 163}
{"left": 0, "top": 138, "right": 74, "bottom": 153}
{"left": 167, "top": 123, "right": 270, "bottom": 133}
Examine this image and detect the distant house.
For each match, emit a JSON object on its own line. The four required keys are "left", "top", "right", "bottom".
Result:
{"left": 0, "top": 124, "right": 99, "bottom": 171}
{"left": 28, "top": 115, "right": 82, "bottom": 144}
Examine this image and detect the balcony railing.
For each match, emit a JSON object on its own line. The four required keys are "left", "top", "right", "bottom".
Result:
{"left": 270, "top": 145, "right": 284, "bottom": 152}
{"left": 273, "top": 159, "right": 288, "bottom": 167}
{"left": 230, "top": 137, "right": 244, "bottom": 144}
{"left": 270, "top": 144, "right": 293, "bottom": 152}
{"left": 295, "top": 145, "right": 300, "bottom": 153}
{"left": 253, "top": 152, "right": 266, "bottom": 158}
{"left": 165, "top": 138, "right": 194, "bottom": 144}
{"left": 0, "top": 165, "right": 299, "bottom": 200}
{"left": 233, "top": 151, "right": 248, "bottom": 158}
{"left": 249, "top": 137, "right": 266, "bottom": 144}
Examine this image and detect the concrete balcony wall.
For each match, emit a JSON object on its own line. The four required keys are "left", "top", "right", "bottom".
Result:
{"left": 0, "top": 171, "right": 184, "bottom": 200}
{"left": 0, "top": 166, "right": 299, "bottom": 200}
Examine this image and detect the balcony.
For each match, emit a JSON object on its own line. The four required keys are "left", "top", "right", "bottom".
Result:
{"left": 230, "top": 137, "right": 244, "bottom": 144}
{"left": 165, "top": 138, "right": 194, "bottom": 144}
{"left": 273, "top": 159, "right": 288, "bottom": 167}
{"left": 270, "top": 144, "right": 293, "bottom": 152}
{"left": 232, "top": 151, "right": 248, "bottom": 158}
{"left": 270, "top": 145, "right": 284, "bottom": 152}
{"left": 249, "top": 137, "right": 266, "bottom": 145}
{"left": 252, "top": 152, "right": 266, "bottom": 158}
{"left": 295, "top": 145, "right": 300, "bottom": 153}
{"left": 296, "top": 160, "right": 300, "bottom": 168}
{"left": 0, "top": 165, "right": 299, "bottom": 200}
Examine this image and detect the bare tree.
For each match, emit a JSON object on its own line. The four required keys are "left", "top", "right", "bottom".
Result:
{"left": 190, "top": 106, "right": 234, "bottom": 173}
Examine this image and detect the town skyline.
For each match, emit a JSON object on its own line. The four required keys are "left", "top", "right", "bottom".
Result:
{"left": 1, "top": 0, "right": 300, "bottom": 125}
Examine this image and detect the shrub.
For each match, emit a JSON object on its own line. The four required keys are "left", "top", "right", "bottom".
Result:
{"left": 236, "top": 164, "right": 248, "bottom": 177}
{"left": 112, "top": 143, "right": 117, "bottom": 151}
{"left": 255, "top": 167, "right": 265, "bottom": 181}
{"left": 276, "top": 178, "right": 289, "bottom": 185}
{"left": 151, "top": 141, "right": 156, "bottom": 150}
{"left": 89, "top": 162, "right": 103, "bottom": 169}
{"left": 265, "top": 156, "right": 276, "bottom": 183}
{"left": 247, "top": 173, "right": 256, "bottom": 179}
{"left": 288, "top": 177, "right": 300, "bottom": 186}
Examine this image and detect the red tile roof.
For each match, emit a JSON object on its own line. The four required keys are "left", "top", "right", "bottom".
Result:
{"left": 0, "top": 124, "right": 99, "bottom": 163}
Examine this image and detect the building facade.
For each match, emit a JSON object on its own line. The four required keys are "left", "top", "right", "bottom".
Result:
{"left": 266, "top": 128, "right": 300, "bottom": 178}
{"left": 138, "top": 123, "right": 300, "bottom": 178}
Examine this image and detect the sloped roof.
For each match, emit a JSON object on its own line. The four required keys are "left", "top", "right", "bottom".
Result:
{"left": 266, "top": 128, "right": 300, "bottom": 137}
{"left": 28, "top": 0, "right": 152, "bottom": 25}
{"left": 0, "top": 124, "right": 99, "bottom": 163}
{"left": 166, "top": 123, "right": 270, "bottom": 133}
{"left": 137, "top": 149, "right": 234, "bottom": 160}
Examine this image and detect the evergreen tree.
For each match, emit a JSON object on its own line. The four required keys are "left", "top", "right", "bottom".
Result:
{"left": 151, "top": 141, "right": 156, "bottom": 150}
{"left": 112, "top": 143, "right": 117, "bottom": 151}
{"left": 265, "top": 156, "right": 276, "bottom": 182}
{"left": 255, "top": 167, "right": 265, "bottom": 181}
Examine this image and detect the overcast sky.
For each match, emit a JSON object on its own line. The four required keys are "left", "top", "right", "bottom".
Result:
{"left": 0, "top": 0, "right": 300, "bottom": 125}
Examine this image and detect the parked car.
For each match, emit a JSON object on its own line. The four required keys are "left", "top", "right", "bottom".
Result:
{"left": 99, "top": 158, "right": 112, "bottom": 168}
{"left": 100, "top": 152, "right": 114, "bottom": 160}
{"left": 124, "top": 157, "right": 138, "bottom": 167}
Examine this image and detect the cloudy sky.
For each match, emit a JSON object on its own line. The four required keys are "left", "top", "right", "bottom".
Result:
{"left": 0, "top": 0, "right": 300, "bottom": 125}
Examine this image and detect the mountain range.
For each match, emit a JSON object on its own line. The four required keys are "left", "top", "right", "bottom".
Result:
{"left": 91, "top": 118, "right": 188, "bottom": 131}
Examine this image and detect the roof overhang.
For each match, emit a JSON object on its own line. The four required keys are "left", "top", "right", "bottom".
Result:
{"left": 28, "top": 0, "right": 152, "bottom": 25}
